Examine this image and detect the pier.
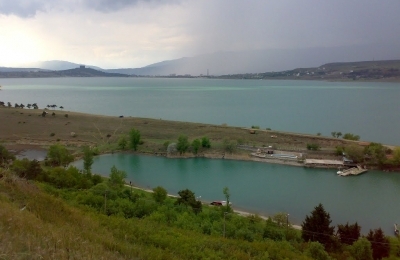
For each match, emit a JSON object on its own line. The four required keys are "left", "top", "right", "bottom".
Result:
{"left": 338, "top": 165, "right": 367, "bottom": 176}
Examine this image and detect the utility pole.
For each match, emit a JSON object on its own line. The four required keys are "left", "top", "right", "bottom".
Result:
{"left": 286, "top": 213, "right": 290, "bottom": 237}
{"left": 223, "top": 212, "right": 228, "bottom": 238}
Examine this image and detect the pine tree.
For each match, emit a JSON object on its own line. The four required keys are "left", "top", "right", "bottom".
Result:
{"left": 301, "top": 203, "right": 335, "bottom": 249}
{"left": 366, "top": 228, "right": 390, "bottom": 260}
{"left": 337, "top": 222, "right": 361, "bottom": 245}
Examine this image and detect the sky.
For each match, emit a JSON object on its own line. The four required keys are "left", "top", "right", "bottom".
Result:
{"left": 0, "top": 0, "right": 400, "bottom": 69}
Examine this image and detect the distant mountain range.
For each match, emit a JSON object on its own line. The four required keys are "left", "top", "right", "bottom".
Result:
{"left": 1, "top": 44, "right": 400, "bottom": 77}
{"left": 0, "top": 67, "right": 127, "bottom": 78}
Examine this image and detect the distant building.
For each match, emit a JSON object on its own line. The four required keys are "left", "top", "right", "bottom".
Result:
{"left": 80, "top": 65, "right": 86, "bottom": 69}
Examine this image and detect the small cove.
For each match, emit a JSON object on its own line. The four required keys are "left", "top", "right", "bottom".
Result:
{"left": 71, "top": 153, "right": 400, "bottom": 235}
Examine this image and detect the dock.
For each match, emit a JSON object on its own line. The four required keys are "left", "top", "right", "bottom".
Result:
{"left": 338, "top": 165, "right": 367, "bottom": 176}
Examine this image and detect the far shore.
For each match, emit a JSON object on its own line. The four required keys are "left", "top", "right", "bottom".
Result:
{"left": 1, "top": 106, "right": 398, "bottom": 172}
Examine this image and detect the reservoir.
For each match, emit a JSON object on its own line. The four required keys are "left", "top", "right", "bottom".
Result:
{"left": 71, "top": 154, "right": 400, "bottom": 235}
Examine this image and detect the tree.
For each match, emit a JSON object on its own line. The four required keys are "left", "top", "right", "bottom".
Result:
{"left": 152, "top": 186, "right": 167, "bottom": 204}
{"left": 108, "top": 165, "right": 127, "bottom": 189}
{"left": 345, "top": 145, "right": 365, "bottom": 163}
{"left": 176, "top": 135, "right": 189, "bottom": 155}
{"left": 191, "top": 139, "right": 201, "bottom": 155}
{"left": 118, "top": 136, "right": 128, "bottom": 150}
{"left": 129, "top": 128, "right": 141, "bottom": 151}
{"left": 305, "top": 242, "right": 331, "bottom": 260}
{"left": 201, "top": 136, "right": 211, "bottom": 148}
{"left": 336, "top": 132, "right": 342, "bottom": 138}
{"left": 83, "top": 146, "right": 94, "bottom": 176}
{"left": 11, "top": 159, "right": 42, "bottom": 180}
{"left": 47, "top": 144, "right": 74, "bottom": 167}
{"left": 223, "top": 186, "right": 231, "bottom": 212}
{"left": 350, "top": 238, "right": 373, "bottom": 260}
{"left": 337, "top": 222, "right": 361, "bottom": 245}
{"left": 175, "top": 189, "right": 202, "bottom": 213}
{"left": 0, "top": 145, "right": 15, "bottom": 167}
{"left": 343, "top": 133, "right": 360, "bottom": 141}
{"left": 366, "top": 228, "right": 390, "bottom": 260}
{"left": 390, "top": 147, "right": 400, "bottom": 167}
{"left": 364, "top": 143, "right": 386, "bottom": 166}
{"left": 301, "top": 204, "right": 335, "bottom": 250}
{"left": 307, "top": 143, "right": 320, "bottom": 151}
{"left": 331, "top": 132, "right": 337, "bottom": 138}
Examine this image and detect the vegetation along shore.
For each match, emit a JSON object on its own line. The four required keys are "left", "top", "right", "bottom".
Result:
{"left": 1, "top": 104, "right": 400, "bottom": 259}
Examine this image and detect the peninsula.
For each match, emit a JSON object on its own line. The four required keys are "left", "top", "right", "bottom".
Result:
{"left": 1, "top": 106, "right": 398, "bottom": 172}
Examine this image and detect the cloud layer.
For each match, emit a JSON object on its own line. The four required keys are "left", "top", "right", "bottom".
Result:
{"left": 0, "top": 0, "right": 399, "bottom": 69}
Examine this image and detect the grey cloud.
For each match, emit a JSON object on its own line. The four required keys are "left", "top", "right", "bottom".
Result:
{"left": 0, "top": 0, "right": 46, "bottom": 17}
{"left": 0, "top": 0, "right": 179, "bottom": 17}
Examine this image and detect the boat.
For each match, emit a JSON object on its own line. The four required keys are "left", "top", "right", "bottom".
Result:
{"left": 210, "top": 201, "right": 232, "bottom": 206}
{"left": 337, "top": 167, "right": 343, "bottom": 175}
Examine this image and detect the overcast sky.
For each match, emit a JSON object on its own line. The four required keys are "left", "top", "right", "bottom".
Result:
{"left": 0, "top": 0, "right": 399, "bottom": 69}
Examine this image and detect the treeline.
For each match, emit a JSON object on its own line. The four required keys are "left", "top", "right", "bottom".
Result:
{"left": 1, "top": 144, "right": 400, "bottom": 259}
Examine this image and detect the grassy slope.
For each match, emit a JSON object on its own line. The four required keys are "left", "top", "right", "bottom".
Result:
{"left": 0, "top": 171, "right": 311, "bottom": 260}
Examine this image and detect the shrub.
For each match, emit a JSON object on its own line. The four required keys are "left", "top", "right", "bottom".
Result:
{"left": 50, "top": 133, "right": 55, "bottom": 137}
{"left": 307, "top": 143, "right": 320, "bottom": 151}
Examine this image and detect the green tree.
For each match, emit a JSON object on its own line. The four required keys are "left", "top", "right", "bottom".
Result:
{"left": 11, "top": 159, "right": 42, "bottom": 180}
{"left": 129, "top": 128, "right": 141, "bottom": 151}
{"left": 336, "top": 132, "right": 342, "bottom": 138}
{"left": 108, "top": 165, "right": 127, "bottom": 189}
{"left": 118, "top": 136, "right": 128, "bottom": 150}
{"left": 47, "top": 144, "right": 74, "bottom": 167}
{"left": 152, "top": 186, "right": 167, "bottom": 204}
{"left": 301, "top": 203, "right": 335, "bottom": 250}
{"left": 191, "top": 139, "right": 201, "bottom": 155}
{"left": 390, "top": 147, "right": 400, "bottom": 166}
{"left": 201, "top": 136, "right": 211, "bottom": 148}
{"left": 176, "top": 135, "right": 189, "bottom": 155}
{"left": 337, "top": 222, "right": 361, "bottom": 245}
{"left": 331, "top": 132, "right": 337, "bottom": 138}
{"left": 366, "top": 228, "right": 390, "bottom": 260}
{"left": 307, "top": 143, "right": 320, "bottom": 151}
{"left": 223, "top": 186, "right": 231, "bottom": 212}
{"left": 305, "top": 242, "right": 331, "bottom": 260}
{"left": 364, "top": 143, "right": 386, "bottom": 166}
{"left": 82, "top": 146, "right": 94, "bottom": 176}
{"left": 345, "top": 145, "right": 365, "bottom": 163}
{"left": 175, "top": 189, "right": 202, "bottom": 213}
{"left": 350, "top": 238, "right": 373, "bottom": 260}
{"left": 0, "top": 145, "right": 15, "bottom": 167}
{"left": 343, "top": 133, "right": 360, "bottom": 141}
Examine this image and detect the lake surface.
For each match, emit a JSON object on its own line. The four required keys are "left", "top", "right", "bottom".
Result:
{"left": 1, "top": 78, "right": 400, "bottom": 145}
{"left": 71, "top": 154, "right": 400, "bottom": 235}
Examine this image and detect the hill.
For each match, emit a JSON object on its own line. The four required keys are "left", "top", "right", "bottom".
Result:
{"left": 217, "top": 60, "right": 400, "bottom": 81}
{"left": 0, "top": 67, "right": 128, "bottom": 78}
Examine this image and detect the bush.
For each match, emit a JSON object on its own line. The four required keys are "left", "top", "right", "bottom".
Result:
{"left": 50, "top": 133, "right": 55, "bottom": 137}
{"left": 307, "top": 143, "right": 320, "bottom": 151}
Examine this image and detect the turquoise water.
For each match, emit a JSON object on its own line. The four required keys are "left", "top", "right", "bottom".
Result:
{"left": 1, "top": 78, "right": 399, "bottom": 145}
{"left": 71, "top": 154, "right": 400, "bottom": 235}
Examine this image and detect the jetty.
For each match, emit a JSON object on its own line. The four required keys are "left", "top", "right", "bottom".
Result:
{"left": 338, "top": 165, "right": 367, "bottom": 176}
